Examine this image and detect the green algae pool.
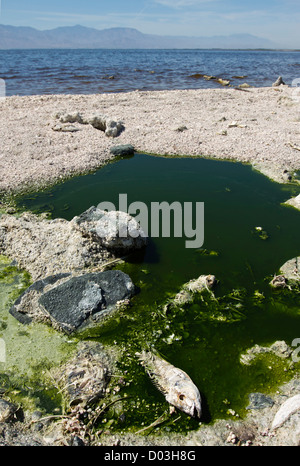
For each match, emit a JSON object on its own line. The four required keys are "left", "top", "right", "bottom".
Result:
{"left": 2, "top": 153, "right": 300, "bottom": 433}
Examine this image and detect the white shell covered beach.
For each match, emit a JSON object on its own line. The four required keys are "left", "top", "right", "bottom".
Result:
{"left": 1, "top": 86, "right": 300, "bottom": 194}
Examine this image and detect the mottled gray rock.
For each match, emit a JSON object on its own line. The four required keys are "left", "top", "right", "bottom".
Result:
{"left": 247, "top": 393, "right": 275, "bottom": 410}
{"left": 10, "top": 270, "right": 136, "bottom": 334}
{"left": 110, "top": 144, "right": 135, "bottom": 157}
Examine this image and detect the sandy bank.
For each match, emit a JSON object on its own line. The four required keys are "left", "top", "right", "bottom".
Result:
{"left": 1, "top": 86, "right": 300, "bottom": 195}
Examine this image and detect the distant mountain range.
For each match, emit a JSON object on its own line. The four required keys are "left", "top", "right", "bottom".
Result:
{"left": 0, "top": 24, "right": 280, "bottom": 50}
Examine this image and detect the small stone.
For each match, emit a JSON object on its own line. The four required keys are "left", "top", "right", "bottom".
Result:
{"left": 247, "top": 393, "right": 275, "bottom": 410}
{"left": 226, "top": 432, "right": 238, "bottom": 444}
{"left": 110, "top": 145, "right": 135, "bottom": 157}
{"left": 270, "top": 275, "right": 286, "bottom": 288}
{"left": 0, "top": 399, "right": 17, "bottom": 423}
{"left": 272, "top": 76, "right": 285, "bottom": 87}
{"left": 175, "top": 126, "right": 188, "bottom": 132}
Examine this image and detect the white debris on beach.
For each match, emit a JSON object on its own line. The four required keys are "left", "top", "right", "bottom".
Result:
{"left": 0, "top": 86, "right": 300, "bottom": 194}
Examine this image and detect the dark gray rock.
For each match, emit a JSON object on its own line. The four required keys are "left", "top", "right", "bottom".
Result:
{"left": 10, "top": 270, "right": 136, "bottom": 334}
{"left": 247, "top": 393, "right": 275, "bottom": 410}
{"left": 9, "top": 273, "right": 72, "bottom": 325}
{"left": 110, "top": 144, "right": 135, "bottom": 157}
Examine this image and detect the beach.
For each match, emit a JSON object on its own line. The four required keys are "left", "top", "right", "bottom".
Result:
{"left": 1, "top": 85, "right": 300, "bottom": 196}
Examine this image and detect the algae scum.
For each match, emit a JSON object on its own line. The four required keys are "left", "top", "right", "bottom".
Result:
{"left": 2, "top": 153, "right": 300, "bottom": 433}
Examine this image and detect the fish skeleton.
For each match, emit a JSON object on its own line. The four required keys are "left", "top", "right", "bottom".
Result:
{"left": 136, "top": 350, "right": 202, "bottom": 419}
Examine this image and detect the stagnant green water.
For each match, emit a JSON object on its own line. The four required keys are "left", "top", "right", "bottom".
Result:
{"left": 3, "top": 153, "right": 300, "bottom": 433}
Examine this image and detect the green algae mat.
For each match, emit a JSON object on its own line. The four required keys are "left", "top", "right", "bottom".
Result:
{"left": 1, "top": 153, "right": 300, "bottom": 433}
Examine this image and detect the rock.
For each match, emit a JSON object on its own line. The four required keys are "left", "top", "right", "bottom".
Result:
{"left": 52, "top": 124, "right": 80, "bottom": 133}
{"left": 57, "top": 112, "right": 83, "bottom": 124}
{"left": 74, "top": 206, "right": 148, "bottom": 252}
{"left": 189, "top": 73, "right": 205, "bottom": 79}
{"left": 51, "top": 342, "right": 112, "bottom": 407}
{"left": 278, "top": 257, "right": 300, "bottom": 283}
{"left": 282, "top": 170, "right": 293, "bottom": 182}
{"left": 9, "top": 273, "right": 71, "bottom": 325}
{"left": 10, "top": 270, "right": 136, "bottom": 334}
{"left": 270, "top": 275, "right": 287, "bottom": 288}
{"left": 272, "top": 76, "right": 285, "bottom": 87}
{"left": 247, "top": 393, "right": 275, "bottom": 410}
{"left": 238, "top": 83, "right": 251, "bottom": 89}
{"left": 216, "top": 78, "right": 230, "bottom": 86}
{"left": 54, "top": 112, "right": 124, "bottom": 137}
{"left": 285, "top": 194, "right": 300, "bottom": 211}
{"left": 271, "top": 394, "right": 300, "bottom": 430}
{"left": 0, "top": 399, "right": 17, "bottom": 423}
{"left": 85, "top": 114, "right": 124, "bottom": 137}
{"left": 240, "top": 340, "right": 293, "bottom": 365}
{"left": 0, "top": 212, "right": 113, "bottom": 281}
{"left": 110, "top": 144, "right": 135, "bottom": 157}
{"left": 203, "top": 75, "right": 216, "bottom": 80}
{"left": 175, "top": 126, "right": 188, "bottom": 132}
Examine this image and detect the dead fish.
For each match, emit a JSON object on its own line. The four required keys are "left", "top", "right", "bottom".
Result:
{"left": 136, "top": 350, "right": 202, "bottom": 419}
{"left": 271, "top": 394, "right": 300, "bottom": 430}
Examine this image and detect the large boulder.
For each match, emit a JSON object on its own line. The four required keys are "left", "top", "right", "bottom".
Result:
{"left": 9, "top": 270, "right": 136, "bottom": 334}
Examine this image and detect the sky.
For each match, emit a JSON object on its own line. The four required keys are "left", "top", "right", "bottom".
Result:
{"left": 0, "top": 0, "right": 300, "bottom": 48}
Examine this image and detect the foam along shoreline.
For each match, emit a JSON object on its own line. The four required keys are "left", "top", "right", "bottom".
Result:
{"left": 0, "top": 86, "right": 300, "bottom": 198}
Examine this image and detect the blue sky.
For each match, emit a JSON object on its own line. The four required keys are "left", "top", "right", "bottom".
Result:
{"left": 1, "top": 0, "right": 300, "bottom": 47}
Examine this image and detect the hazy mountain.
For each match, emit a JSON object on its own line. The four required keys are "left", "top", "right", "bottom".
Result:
{"left": 0, "top": 24, "right": 280, "bottom": 50}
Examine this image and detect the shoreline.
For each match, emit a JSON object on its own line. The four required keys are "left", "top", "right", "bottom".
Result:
{"left": 1, "top": 86, "right": 300, "bottom": 198}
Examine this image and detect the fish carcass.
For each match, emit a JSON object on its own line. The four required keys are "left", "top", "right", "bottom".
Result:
{"left": 136, "top": 350, "right": 202, "bottom": 418}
